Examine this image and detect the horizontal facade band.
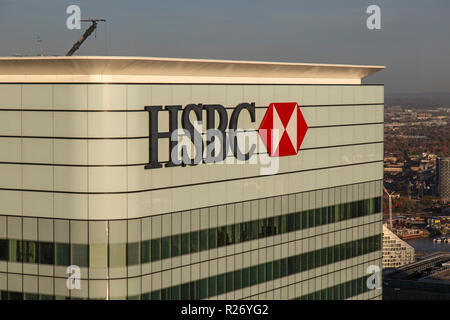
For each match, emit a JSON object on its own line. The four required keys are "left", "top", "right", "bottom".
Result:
{"left": 0, "top": 196, "right": 381, "bottom": 268}
{"left": 0, "top": 102, "right": 384, "bottom": 112}
{"left": 0, "top": 160, "right": 383, "bottom": 195}
{"left": 0, "top": 122, "right": 384, "bottom": 140}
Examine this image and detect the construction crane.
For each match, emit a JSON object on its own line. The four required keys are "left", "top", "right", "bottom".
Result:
{"left": 66, "top": 19, "right": 106, "bottom": 56}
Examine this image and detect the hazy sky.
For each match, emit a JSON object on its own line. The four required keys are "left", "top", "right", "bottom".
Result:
{"left": 0, "top": 0, "right": 449, "bottom": 94}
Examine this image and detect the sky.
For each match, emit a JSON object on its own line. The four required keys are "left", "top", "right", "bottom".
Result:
{"left": 0, "top": 0, "right": 449, "bottom": 94}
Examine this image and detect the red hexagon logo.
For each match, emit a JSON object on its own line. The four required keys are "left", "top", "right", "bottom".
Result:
{"left": 258, "top": 102, "right": 308, "bottom": 157}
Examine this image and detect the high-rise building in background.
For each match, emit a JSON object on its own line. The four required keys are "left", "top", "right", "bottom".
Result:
{"left": 436, "top": 157, "right": 450, "bottom": 202}
{"left": 382, "top": 225, "right": 415, "bottom": 268}
{"left": 0, "top": 56, "right": 384, "bottom": 300}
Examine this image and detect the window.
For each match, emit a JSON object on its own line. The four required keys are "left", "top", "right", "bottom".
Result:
{"left": 190, "top": 232, "right": 199, "bottom": 253}
{"left": 287, "top": 213, "right": 295, "bottom": 232}
{"left": 151, "top": 239, "right": 161, "bottom": 262}
{"left": 258, "top": 264, "right": 265, "bottom": 284}
{"left": 234, "top": 270, "right": 242, "bottom": 290}
{"left": 171, "top": 285, "right": 181, "bottom": 300}
{"left": 199, "top": 279, "right": 208, "bottom": 299}
{"left": 38, "top": 242, "right": 55, "bottom": 264}
{"left": 127, "top": 242, "right": 140, "bottom": 266}
{"left": 109, "top": 243, "right": 126, "bottom": 268}
{"left": 242, "top": 268, "right": 250, "bottom": 288}
{"left": 266, "top": 262, "right": 273, "bottom": 281}
{"left": 9, "top": 240, "right": 23, "bottom": 263}
{"left": 217, "top": 274, "right": 225, "bottom": 295}
{"left": 280, "top": 259, "right": 287, "bottom": 277}
{"left": 273, "top": 260, "right": 281, "bottom": 279}
{"left": 172, "top": 235, "right": 181, "bottom": 257}
{"left": 226, "top": 225, "right": 234, "bottom": 245}
{"left": 141, "top": 240, "right": 150, "bottom": 264}
{"left": 217, "top": 226, "right": 226, "bottom": 247}
{"left": 55, "top": 243, "right": 70, "bottom": 266}
{"left": 308, "top": 210, "right": 315, "bottom": 228}
{"left": 208, "top": 228, "right": 217, "bottom": 249}
{"left": 315, "top": 208, "right": 321, "bottom": 226}
{"left": 208, "top": 276, "right": 217, "bottom": 297}
{"left": 0, "top": 239, "right": 8, "bottom": 261}
{"left": 71, "top": 243, "right": 88, "bottom": 267}
{"left": 226, "top": 272, "right": 234, "bottom": 292}
{"left": 235, "top": 223, "right": 242, "bottom": 243}
{"left": 250, "top": 221, "right": 258, "bottom": 240}
{"left": 161, "top": 236, "right": 171, "bottom": 259}
{"left": 24, "top": 240, "right": 38, "bottom": 264}
{"left": 295, "top": 212, "right": 301, "bottom": 230}
{"left": 259, "top": 218, "right": 267, "bottom": 238}
{"left": 181, "top": 283, "right": 189, "bottom": 300}
{"left": 250, "top": 266, "right": 258, "bottom": 286}
{"left": 182, "top": 233, "right": 190, "bottom": 254}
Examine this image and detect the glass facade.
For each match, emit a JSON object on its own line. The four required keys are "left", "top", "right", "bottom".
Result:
{"left": 0, "top": 82, "right": 384, "bottom": 300}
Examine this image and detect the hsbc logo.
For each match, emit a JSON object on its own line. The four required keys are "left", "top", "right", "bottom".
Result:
{"left": 259, "top": 103, "right": 308, "bottom": 157}
{"left": 144, "top": 102, "right": 308, "bottom": 174}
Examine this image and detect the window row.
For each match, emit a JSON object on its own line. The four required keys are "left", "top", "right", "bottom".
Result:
{"left": 143, "top": 234, "right": 381, "bottom": 300}
{"left": 0, "top": 235, "right": 380, "bottom": 300}
{"left": 0, "top": 197, "right": 381, "bottom": 267}
{"left": 293, "top": 274, "right": 371, "bottom": 300}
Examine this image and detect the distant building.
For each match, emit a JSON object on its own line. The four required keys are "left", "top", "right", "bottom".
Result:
{"left": 382, "top": 225, "right": 415, "bottom": 268}
{"left": 437, "top": 157, "right": 450, "bottom": 202}
{"left": 383, "top": 252, "right": 450, "bottom": 300}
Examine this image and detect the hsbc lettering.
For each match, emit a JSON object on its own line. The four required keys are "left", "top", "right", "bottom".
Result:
{"left": 144, "top": 103, "right": 256, "bottom": 169}
{"left": 144, "top": 101, "right": 308, "bottom": 172}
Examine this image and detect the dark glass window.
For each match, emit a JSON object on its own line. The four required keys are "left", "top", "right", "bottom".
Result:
{"left": 39, "top": 242, "right": 55, "bottom": 264}
{"left": 274, "top": 216, "right": 281, "bottom": 235}
{"left": 308, "top": 210, "right": 315, "bottom": 228}
{"left": 208, "top": 228, "right": 217, "bottom": 249}
{"left": 226, "top": 225, "right": 234, "bottom": 245}
{"left": 322, "top": 207, "right": 328, "bottom": 225}
{"left": 287, "top": 213, "right": 295, "bottom": 232}
{"left": 181, "top": 283, "right": 190, "bottom": 300}
{"left": 71, "top": 243, "right": 88, "bottom": 267}
{"left": 151, "top": 290, "right": 161, "bottom": 300}
{"left": 182, "top": 233, "right": 190, "bottom": 254}
{"left": 250, "top": 266, "right": 258, "bottom": 286}
{"left": 217, "top": 274, "right": 225, "bottom": 295}
{"left": 280, "top": 259, "right": 287, "bottom": 277}
{"left": 251, "top": 221, "right": 258, "bottom": 240}
{"left": 151, "top": 239, "right": 161, "bottom": 262}
{"left": 273, "top": 260, "right": 281, "bottom": 279}
{"left": 9, "top": 240, "right": 23, "bottom": 263}
{"left": 200, "top": 230, "right": 208, "bottom": 251}
{"left": 226, "top": 272, "right": 234, "bottom": 292}
{"left": 217, "top": 226, "right": 226, "bottom": 247}
{"left": 242, "top": 268, "right": 250, "bottom": 288}
{"left": 281, "top": 215, "right": 288, "bottom": 234}
{"left": 172, "top": 234, "right": 181, "bottom": 257}
{"left": 127, "top": 242, "right": 140, "bottom": 266}
{"left": 234, "top": 270, "right": 242, "bottom": 290}
{"left": 23, "top": 240, "right": 38, "bottom": 264}
{"left": 55, "top": 243, "right": 70, "bottom": 266}
{"left": 266, "top": 218, "right": 274, "bottom": 236}
{"left": 0, "top": 239, "right": 8, "bottom": 261}
{"left": 141, "top": 240, "right": 150, "bottom": 264}
{"left": 235, "top": 223, "right": 242, "bottom": 243}
{"left": 241, "top": 222, "right": 250, "bottom": 241}
{"left": 295, "top": 212, "right": 301, "bottom": 230}
{"left": 208, "top": 276, "right": 217, "bottom": 297}
{"left": 199, "top": 279, "right": 208, "bottom": 299}
{"left": 302, "top": 211, "right": 308, "bottom": 229}
{"left": 259, "top": 218, "right": 267, "bottom": 238}
{"left": 190, "top": 232, "right": 199, "bottom": 253}
{"left": 161, "top": 236, "right": 171, "bottom": 259}
{"left": 315, "top": 208, "right": 321, "bottom": 226}
{"left": 171, "top": 285, "right": 180, "bottom": 300}
{"left": 258, "top": 264, "right": 265, "bottom": 284}
{"left": 266, "top": 262, "right": 273, "bottom": 281}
